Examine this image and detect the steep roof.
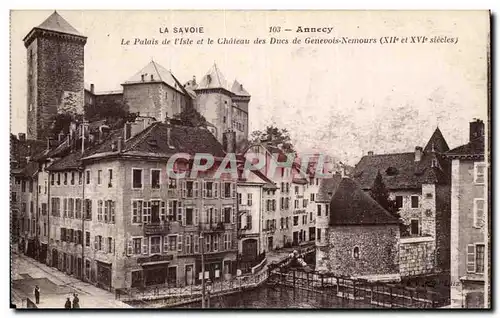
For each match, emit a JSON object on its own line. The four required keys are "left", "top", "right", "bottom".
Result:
{"left": 446, "top": 136, "right": 485, "bottom": 159}
{"left": 195, "top": 64, "right": 230, "bottom": 91}
{"left": 329, "top": 178, "right": 400, "bottom": 226}
{"left": 352, "top": 151, "right": 449, "bottom": 190}
{"left": 316, "top": 174, "right": 342, "bottom": 202}
{"left": 123, "top": 61, "right": 184, "bottom": 94}
{"left": 231, "top": 80, "right": 250, "bottom": 97}
{"left": 424, "top": 127, "right": 450, "bottom": 153}
{"left": 36, "top": 11, "right": 82, "bottom": 36}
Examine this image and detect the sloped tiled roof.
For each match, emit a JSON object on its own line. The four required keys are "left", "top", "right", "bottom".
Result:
{"left": 123, "top": 61, "right": 184, "bottom": 94}
{"left": 195, "top": 64, "right": 230, "bottom": 91}
{"left": 424, "top": 127, "right": 450, "bottom": 153}
{"left": 352, "top": 151, "right": 449, "bottom": 190}
{"left": 446, "top": 136, "right": 485, "bottom": 158}
{"left": 36, "top": 11, "right": 82, "bottom": 36}
{"left": 231, "top": 80, "right": 250, "bottom": 97}
{"left": 329, "top": 178, "right": 400, "bottom": 226}
{"left": 316, "top": 174, "right": 342, "bottom": 202}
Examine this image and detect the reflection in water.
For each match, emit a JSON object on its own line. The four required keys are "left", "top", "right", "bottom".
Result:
{"left": 176, "top": 285, "right": 377, "bottom": 309}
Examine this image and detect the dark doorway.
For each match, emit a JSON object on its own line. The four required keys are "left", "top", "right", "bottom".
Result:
{"left": 242, "top": 239, "right": 258, "bottom": 262}
{"left": 144, "top": 265, "right": 167, "bottom": 286}
{"left": 167, "top": 266, "right": 177, "bottom": 286}
{"left": 267, "top": 236, "right": 273, "bottom": 250}
{"left": 97, "top": 261, "right": 112, "bottom": 290}
{"left": 51, "top": 249, "right": 58, "bottom": 268}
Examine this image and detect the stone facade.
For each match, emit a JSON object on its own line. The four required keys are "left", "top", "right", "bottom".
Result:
{"left": 323, "top": 225, "right": 400, "bottom": 277}
{"left": 25, "top": 30, "right": 86, "bottom": 141}
{"left": 399, "top": 237, "right": 435, "bottom": 277}
{"left": 123, "top": 82, "right": 188, "bottom": 121}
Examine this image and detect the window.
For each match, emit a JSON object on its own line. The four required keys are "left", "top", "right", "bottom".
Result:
{"left": 186, "top": 235, "right": 192, "bottom": 254}
{"left": 395, "top": 196, "right": 403, "bottom": 209}
{"left": 85, "top": 232, "right": 90, "bottom": 247}
{"left": 310, "top": 193, "right": 315, "bottom": 202}
{"left": 326, "top": 204, "right": 330, "bottom": 216}
{"left": 108, "top": 169, "right": 113, "bottom": 188}
{"left": 186, "top": 208, "right": 193, "bottom": 225}
{"left": 85, "top": 170, "right": 90, "bottom": 185}
{"left": 473, "top": 199, "right": 485, "bottom": 228}
{"left": 75, "top": 199, "right": 82, "bottom": 219}
{"left": 302, "top": 215, "right": 307, "bottom": 225}
{"left": 353, "top": 247, "right": 360, "bottom": 260}
{"left": 133, "top": 238, "right": 142, "bottom": 254}
{"left": 132, "top": 200, "right": 143, "bottom": 223}
{"left": 293, "top": 216, "right": 299, "bottom": 226}
{"left": 96, "top": 235, "right": 103, "bottom": 251}
{"left": 205, "top": 181, "right": 214, "bottom": 198}
{"left": 21, "top": 180, "right": 26, "bottom": 192}
{"left": 410, "top": 219, "right": 419, "bottom": 235}
{"left": 178, "top": 234, "right": 183, "bottom": 251}
{"left": 223, "top": 207, "right": 232, "bottom": 223}
{"left": 85, "top": 199, "right": 92, "bottom": 220}
{"left": 105, "top": 200, "right": 115, "bottom": 223}
{"left": 474, "top": 162, "right": 486, "bottom": 184}
{"left": 168, "top": 235, "right": 177, "bottom": 251}
{"left": 317, "top": 204, "right": 322, "bottom": 216}
{"left": 238, "top": 193, "right": 242, "bottom": 205}
{"left": 71, "top": 172, "right": 75, "bottom": 185}
{"left": 224, "top": 233, "right": 231, "bottom": 250}
{"left": 411, "top": 196, "right": 419, "bottom": 208}
{"left": 223, "top": 182, "right": 231, "bottom": 198}
{"left": 169, "top": 178, "right": 177, "bottom": 189}
{"left": 97, "top": 200, "right": 103, "bottom": 221}
{"left": 50, "top": 174, "right": 54, "bottom": 186}
{"left": 143, "top": 201, "right": 151, "bottom": 223}
{"left": 286, "top": 183, "right": 289, "bottom": 193}
{"left": 97, "top": 170, "right": 102, "bottom": 185}
{"left": 64, "top": 173, "right": 68, "bottom": 185}
{"left": 107, "top": 237, "right": 113, "bottom": 253}
{"left": 151, "top": 169, "right": 161, "bottom": 189}
{"left": 475, "top": 244, "right": 485, "bottom": 273}
{"left": 303, "top": 199, "right": 308, "bottom": 208}
{"left": 310, "top": 212, "right": 313, "bottom": 221}
{"left": 132, "top": 169, "right": 143, "bottom": 188}
{"left": 150, "top": 236, "right": 161, "bottom": 254}
{"left": 194, "top": 235, "right": 199, "bottom": 253}
{"left": 247, "top": 193, "right": 253, "bottom": 206}
{"left": 186, "top": 181, "right": 196, "bottom": 197}
{"left": 317, "top": 228, "right": 321, "bottom": 242}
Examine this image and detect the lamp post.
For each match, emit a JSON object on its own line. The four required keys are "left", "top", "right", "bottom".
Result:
{"left": 201, "top": 232, "right": 206, "bottom": 308}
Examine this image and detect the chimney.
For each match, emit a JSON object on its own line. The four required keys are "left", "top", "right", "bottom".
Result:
{"left": 207, "top": 74, "right": 212, "bottom": 84}
{"left": 469, "top": 118, "right": 484, "bottom": 142}
{"left": 165, "top": 116, "right": 174, "bottom": 149}
{"left": 141, "top": 74, "right": 145, "bottom": 82}
{"left": 151, "top": 74, "right": 154, "bottom": 81}
{"left": 117, "top": 137, "right": 123, "bottom": 153}
{"left": 90, "top": 83, "right": 95, "bottom": 94}
{"left": 192, "top": 75, "right": 196, "bottom": 85}
{"left": 415, "top": 146, "right": 423, "bottom": 162}
{"left": 240, "top": 84, "right": 243, "bottom": 90}
{"left": 367, "top": 151, "right": 374, "bottom": 156}
{"left": 18, "top": 133, "right": 26, "bottom": 142}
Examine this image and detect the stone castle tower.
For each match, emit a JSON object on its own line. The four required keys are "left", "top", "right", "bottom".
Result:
{"left": 23, "top": 11, "right": 87, "bottom": 140}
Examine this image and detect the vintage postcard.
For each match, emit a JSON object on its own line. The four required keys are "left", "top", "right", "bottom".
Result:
{"left": 9, "top": 10, "right": 490, "bottom": 309}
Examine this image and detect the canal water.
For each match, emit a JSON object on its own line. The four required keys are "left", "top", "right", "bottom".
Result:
{"left": 175, "top": 284, "right": 377, "bottom": 309}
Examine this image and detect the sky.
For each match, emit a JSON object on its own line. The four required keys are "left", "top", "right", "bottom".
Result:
{"left": 10, "top": 10, "right": 489, "bottom": 165}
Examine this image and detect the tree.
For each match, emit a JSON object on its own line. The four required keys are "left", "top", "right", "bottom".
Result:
{"left": 370, "top": 171, "right": 409, "bottom": 236}
{"left": 250, "top": 125, "right": 296, "bottom": 153}
{"left": 173, "top": 105, "right": 206, "bottom": 127}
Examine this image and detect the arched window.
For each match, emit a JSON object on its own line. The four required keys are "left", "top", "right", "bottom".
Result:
{"left": 353, "top": 246, "right": 360, "bottom": 260}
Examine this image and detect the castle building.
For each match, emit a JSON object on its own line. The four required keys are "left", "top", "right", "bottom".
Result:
{"left": 23, "top": 11, "right": 87, "bottom": 141}
{"left": 351, "top": 128, "right": 452, "bottom": 277}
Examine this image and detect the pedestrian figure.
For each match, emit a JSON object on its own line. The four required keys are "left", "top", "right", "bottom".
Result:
{"left": 64, "top": 298, "right": 71, "bottom": 309}
{"left": 34, "top": 285, "right": 40, "bottom": 304}
{"left": 72, "top": 293, "right": 80, "bottom": 308}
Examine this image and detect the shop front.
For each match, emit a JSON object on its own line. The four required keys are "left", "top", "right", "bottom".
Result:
{"left": 96, "top": 261, "right": 112, "bottom": 290}
{"left": 137, "top": 254, "right": 173, "bottom": 287}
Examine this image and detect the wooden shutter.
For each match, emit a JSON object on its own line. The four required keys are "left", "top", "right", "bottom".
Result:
{"left": 193, "top": 181, "right": 199, "bottom": 198}
{"left": 231, "top": 205, "right": 235, "bottom": 224}
{"left": 178, "top": 234, "right": 183, "bottom": 252}
{"left": 220, "top": 182, "right": 225, "bottom": 199}
{"left": 214, "top": 208, "right": 219, "bottom": 224}
{"left": 163, "top": 236, "right": 168, "bottom": 253}
{"left": 195, "top": 208, "right": 199, "bottom": 225}
{"left": 94, "top": 236, "right": 98, "bottom": 250}
{"left": 142, "top": 239, "right": 149, "bottom": 255}
{"left": 203, "top": 181, "right": 207, "bottom": 198}
{"left": 181, "top": 180, "right": 187, "bottom": 198}
{"left": 247, "top": 214, "right": 252, "bottom": 230}
{"left": 231, "top": 183, "right": 236, "bottom": 199}
{"left": 467, "top": 244, "right": 475, "bottom": 272}
{"left": 214, "top": 181, "right": 219, "bottom": 198}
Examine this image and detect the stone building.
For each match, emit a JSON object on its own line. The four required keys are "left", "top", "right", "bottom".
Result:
{"left": 352, "top": 128, "right": 452, "bottom": 276}
{"left": 236, "top": 165, "right": 276, "bottom": 272}
{"left": 318, "top": 177, "right": 400, "bottom": 279}
{"left": 32, "top": 117, "right": 239, "bottom": 290}
{"left": 184, "top": 64, "right": 250, "bottom": 147}
{"left": 23, "top": 11, "right": 87, "bottom": 141}
{"left": 446, "top": 119, "right": 488, "bottom": 308}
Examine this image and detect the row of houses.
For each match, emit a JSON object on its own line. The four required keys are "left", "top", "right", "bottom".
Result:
{"left": 314, "top": 119, "right": 488, "bottom": 308}
{"left": 11, "top": 114, "right": 330, "bottom": 290}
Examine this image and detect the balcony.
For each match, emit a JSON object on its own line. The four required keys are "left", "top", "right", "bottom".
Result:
{"left": 143, "top": 222, "right": 170, "bottom": 236}
{"left": 199, "top": 222, "right": 225, "bottom": 232}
